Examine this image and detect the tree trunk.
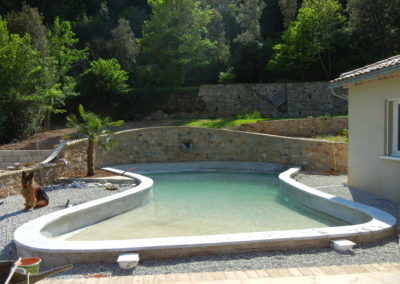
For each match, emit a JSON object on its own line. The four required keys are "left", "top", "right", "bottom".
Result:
{"left": 87, "top": 138, "right": 96, "bottom": 176}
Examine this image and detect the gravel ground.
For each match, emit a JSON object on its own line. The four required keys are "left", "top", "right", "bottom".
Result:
{"left": 0, "top": 173, "right": 399, "bottom": 280}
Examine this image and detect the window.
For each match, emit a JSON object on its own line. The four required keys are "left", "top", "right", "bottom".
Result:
{"left": 386, "top": 99, "right": 400, "bottom": 157}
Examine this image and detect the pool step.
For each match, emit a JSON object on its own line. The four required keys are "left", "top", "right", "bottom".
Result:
{"left": 331, "top": 239, "right": 356, "bottom": 253}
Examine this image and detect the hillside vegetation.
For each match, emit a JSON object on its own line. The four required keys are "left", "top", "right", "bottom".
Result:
{"left": 0, "top": 0, "right": 399, "bottom": 143}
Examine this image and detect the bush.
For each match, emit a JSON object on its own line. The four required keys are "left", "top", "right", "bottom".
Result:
{"left": 218, "top": 66, "right": 236, "bottom": 84}
{"left": 236, "top": 111, "right": 262, "bottom": 120}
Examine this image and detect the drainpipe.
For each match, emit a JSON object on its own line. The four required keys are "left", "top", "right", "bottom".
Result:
{"left": 329, "top": 85, "right": 348, "bottom": 101}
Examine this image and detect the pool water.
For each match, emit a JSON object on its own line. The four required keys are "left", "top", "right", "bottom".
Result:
{"left": 66, "top": 171, "right": 348, "bottom": 241}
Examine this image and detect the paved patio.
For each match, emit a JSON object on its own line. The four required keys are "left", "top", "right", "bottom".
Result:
{"left": 39, "top": 263, "right": 400, "bottom": 283}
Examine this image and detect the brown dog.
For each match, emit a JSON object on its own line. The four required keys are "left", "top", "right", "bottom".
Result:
{"left": 21, "top": 171, "right": 49, "bottom": 211}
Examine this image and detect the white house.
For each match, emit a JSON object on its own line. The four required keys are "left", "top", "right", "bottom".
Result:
{"left": 330, "top": 55, "right": 400, "bottom": 202}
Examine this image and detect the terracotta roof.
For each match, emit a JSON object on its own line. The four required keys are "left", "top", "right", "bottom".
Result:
{"left": 330, "top": 55, "right": 400, "bottom": 86}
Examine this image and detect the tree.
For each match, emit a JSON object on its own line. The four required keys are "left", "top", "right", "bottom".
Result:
{"left": 279, "top": 0, "right": 298, "bottom": 29}
{"left": 45, "top": 17, "right": 88, "bottom": 129}
{"left": 206, "top": 9, "right": 230, "bottom": 63}
{"left": 232, "top": 0, "right": 266, "bottom": 45}
{"left": 228, "top": 0, "right": 267, "bottom": 83}
{"left": 79, "top": 58, "right": 128, "bottom": 114}
{"left": 5, "top": 3, "right": 49, "bottom": 56}
{"left": 268, "top": 0, "right": 349, "bottom": 80}
{"left": 109, "top": 18, "right": 140, "bottom": 73}
{"left": 347, "top": 0, "right": 400, "bottom": 59}
{"left": 0, "top": 16, "right": 52, "bottom": 142}
{"left": 66, "top": 104, "right": 123, "bottom": 176}
{"left": 140, "top": 0, "right": 216, "bottom": 86}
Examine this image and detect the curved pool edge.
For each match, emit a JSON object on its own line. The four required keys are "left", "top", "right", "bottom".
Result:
{"left": 13, "top": 164, "right": 397, "bottom": 267}
{"left": 279, "top": 167, "right": 396, "bottom": 242}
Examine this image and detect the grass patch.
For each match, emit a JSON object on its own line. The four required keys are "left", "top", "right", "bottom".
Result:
{"left": 182, "top": 115, "right": 348, "bottom": 129}
{"left": 312, "top": 135, "right": 348, "bottom": 142}
{"left": 182, "top": 117, "right": 273, "bottom": 128}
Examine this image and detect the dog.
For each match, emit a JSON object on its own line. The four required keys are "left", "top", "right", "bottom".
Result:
{"left": 21, "top": 171, "right": 49, "bottom": 211}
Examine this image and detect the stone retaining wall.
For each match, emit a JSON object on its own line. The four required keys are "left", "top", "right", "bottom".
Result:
{"left": 0, "top": 150, "right": 53, "bottom": 169}
{"left": 0, "top": 126, "right": 347, "bottom": 198}
{"left": 237, "top": 117, "right": 348, "bottom": 137}
{"left": 0, "top": 140, "right": 87, "bottom": 198}
{"left": 97, "top": 127, "right": 347, "bottom": 173}
{"left": 148, "top": 82, "right": 347, "bottom": 119}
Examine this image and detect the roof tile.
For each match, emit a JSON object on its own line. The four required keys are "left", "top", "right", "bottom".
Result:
{"left": 330, "top": 55, "right": 400, "bottom": 85}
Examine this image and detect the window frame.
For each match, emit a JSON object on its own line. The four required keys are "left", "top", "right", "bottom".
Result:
{"left": 386, "top": 99, "right": 400, "bottom": 157}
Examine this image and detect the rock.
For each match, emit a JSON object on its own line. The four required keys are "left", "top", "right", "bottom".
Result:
{"left": 14, "top": 163, "right": 22, "bottom": 170}
{"left": 99, "top": 179, "right": 108, "bottom": 184}
{"left": 105, "top": 184, "right": 119, "bottom": 191}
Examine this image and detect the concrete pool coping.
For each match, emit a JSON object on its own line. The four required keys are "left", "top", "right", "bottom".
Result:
{"left": 14, "top": 162, "right": 396, "bottom": 267}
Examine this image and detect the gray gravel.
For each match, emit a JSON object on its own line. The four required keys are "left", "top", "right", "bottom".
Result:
{"left": 0, "top": 173, "right": 399, "bottom": 280}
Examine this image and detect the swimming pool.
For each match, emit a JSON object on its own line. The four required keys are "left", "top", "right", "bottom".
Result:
{"left": 65, "top": 171, "right": 348, "bottom": 241}
{"left": 14, "top": 162, "right": 396, "bottom": 267}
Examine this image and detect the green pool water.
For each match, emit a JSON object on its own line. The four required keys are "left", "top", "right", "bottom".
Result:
{"left": 66, "top": 171, "right": 348, "bottom": 241}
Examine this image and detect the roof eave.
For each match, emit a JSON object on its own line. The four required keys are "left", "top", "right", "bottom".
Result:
{"left": 330, "top": 65, "right": 400, "bottom": 89}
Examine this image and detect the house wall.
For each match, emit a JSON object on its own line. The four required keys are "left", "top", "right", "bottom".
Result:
{"left": 348, "top": 75, "right": 400, "bottom": 202}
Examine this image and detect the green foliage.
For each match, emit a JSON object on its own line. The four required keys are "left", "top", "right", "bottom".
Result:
{"left": 66, "top": 104, "right": 123, "bottom": 176}
{"left": 109, "top": 18, "right": 140, "bottom": 73}
{"left": 183, "top": 116, "right": 272, "bottom": 129}
{"left": 45, "top": 17, "right": 88, "bottom": 128}
{"left": 232, "top": 0, "right": 266, "bottom": 45}
{"left": 140, "top": 0, "right": 216, "bottom": 86}
{"left": 268, "top": 0, "right": 349, "bottom": 80}
{"left": 236, "top": 111, "right": 262, "bottom": 120}
{"left": 5, "top": 3, "right": 49, "bottom": 56}
{"left": 347, "top": 0, "right": 400, "bottom": 59}
{"left": 0, "top": 16, "right": 53, "bottom": 142}
{"left": 342, "top": 128, "right": 348, "bottom": 139}
{"left": 218, "top": 66, "right": 236, "bottom": 84}
{"left": 80, "top": 58, "right": 128, "bottom": 95}
{"left": 206, "top": 8, "right": 230, "bottom": 63}
{"left": 66, "top": 104, "right": 123, "bottom": 147}
{"left": 79, "top": 58, "right": 128, "bottom": 114}
{"left": 279, "top": 0, "right": 298, "bottom": 29}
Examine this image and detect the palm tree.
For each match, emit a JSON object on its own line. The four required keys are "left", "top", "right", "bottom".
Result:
{"left": 66, "top": 104, "right": 123, "bottom": 176}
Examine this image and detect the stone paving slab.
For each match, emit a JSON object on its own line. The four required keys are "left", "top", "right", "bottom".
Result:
{"left": 38, "top": 263, "right": 400, "bottom": 284}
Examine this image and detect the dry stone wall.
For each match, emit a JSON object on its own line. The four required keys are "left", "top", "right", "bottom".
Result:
{"left": 97, "top": 127, "right": 347, "bottom": 173}
{"left": 0, "top": 126, "right": 348, "bottom": 198}
{"left": 149, "top": 82, "right": 347, "bottom": 119}
{"left": 0, "top": 150, "right": 54, "bottom": 169}
{"left": 0, "top": 140, "right": 87, "bottom": 198}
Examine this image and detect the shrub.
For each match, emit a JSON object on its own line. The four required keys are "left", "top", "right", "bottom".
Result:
{"left": 218, "top": 66, "right": 236, "bottom": 84}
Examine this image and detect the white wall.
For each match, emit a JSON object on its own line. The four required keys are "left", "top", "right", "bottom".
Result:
{"left": 348, "top": 74, "right": 400, "bottom": 202}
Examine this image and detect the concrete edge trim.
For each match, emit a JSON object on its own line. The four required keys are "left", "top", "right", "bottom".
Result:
{"left": 279, "top": 167, "right": 396, "bottom": 231}
{"left": 13, "top": 164, "right": 396, "bottom": 265}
